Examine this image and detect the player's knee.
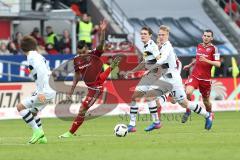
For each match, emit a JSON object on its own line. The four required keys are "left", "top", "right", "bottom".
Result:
{"left": 131, "top": 95, "right": 141, "bottom": 102}
{"left": 32, "top": 112, "right": 37, "bottom": 116}
{"left": 185, "top": 88, "right": 193, "bottom": 98}
{"left": 131, "top": 97, "right": 139, "bottom": 102}
{"left": 178, "top": 98, "right": 188, "bottom": 108}
{"left": 185, "top": 91, "right": 191, "bottom": 98}
{"left": 16, "top": 103, "right": 25, "bottom": 112}
{"left": 145, "top": 94, "right": 156, "bottom": 101}
{"left": 170, "top": 98, "right": 177, "bottom": 104}
{"left": 203, "top": 98, "right": 211, "bottom": 107}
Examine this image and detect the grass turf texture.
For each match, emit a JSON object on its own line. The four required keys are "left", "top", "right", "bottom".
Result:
{"left": 0, "top": 111, "right": 240, "bottom": 160}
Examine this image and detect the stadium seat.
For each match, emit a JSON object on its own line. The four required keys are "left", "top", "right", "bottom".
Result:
{"left": 161, "top": 17, "right": 197, "bottom": 47}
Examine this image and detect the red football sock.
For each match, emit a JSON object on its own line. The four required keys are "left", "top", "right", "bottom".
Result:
{"left": 69, "top": 113, "right": 85, "bottom": 134}
{"left": 157, "top": 106, "right": 162, "bottom": 119}
{"left": 186, "top": 108, "right": 191, "bottom": 113}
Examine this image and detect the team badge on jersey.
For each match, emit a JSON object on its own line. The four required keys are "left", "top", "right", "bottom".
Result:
{"left": 206, "top": 48, "right": 212, "bottom": 52}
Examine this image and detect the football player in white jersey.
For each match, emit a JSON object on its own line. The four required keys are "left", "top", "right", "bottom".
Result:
{"left": 16, "top": 36, "right": 56, "bottom": 144}
{"left": 154, "top": 36, "right": 183, "bottom": 118}
{"left": 125, "top": 26, "right": 172, "bottom": 132}
{"left": 146, "top": 25, "right": 213, "bottom": 130}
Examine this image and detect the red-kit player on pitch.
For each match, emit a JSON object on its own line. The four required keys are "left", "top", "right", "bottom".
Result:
{"left": 59, "top": 20, "right": 121, "bottom": 138}
{"left": 181, "top": 29, "right": 221, "bottom": 127}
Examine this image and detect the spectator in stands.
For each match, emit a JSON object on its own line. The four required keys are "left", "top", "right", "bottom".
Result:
{"left": 7, "top": 41, "right": 21, "bottom": 55}
{"left": 224, "top": 0, "right": 238, "bottom": 15}
{"left": 13, "top": 32, "right": 23, "bottom": 51}
{"left": 0, "top": 42, "right": 10, "bottom": 55}
{"left": 31, "top": 27, "right": 45, "bottom": 47}
{"left": 31, "top": 27, "right": 47, "bottom": 54}
{"left": 77, "top": 13, "right": 98, "bottom": 49}
{"left": 218, "top": 0, "right": 240, "bottom": 27}
{"left": 45, "top": 26, "right": 59, "bottom": 54}
{"left": 59, "top": 29, "right": 72, "bottom": 54}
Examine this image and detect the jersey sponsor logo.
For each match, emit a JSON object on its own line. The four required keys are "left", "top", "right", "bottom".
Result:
{"left": 196, "top": 52, "right": 208, "bottom": 57}
{"left": 78, "top": 62, "right": 92, "bottom": 69}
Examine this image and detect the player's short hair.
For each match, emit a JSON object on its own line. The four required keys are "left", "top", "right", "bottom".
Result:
{"left": 204, "top": 29, "right": 214, "bottom": 37}
{"left": 20, "top": 35, "right": 37, "bottom": 52}
{"left": 77, "top": 40, "right": 88, "bottom": 49}
{"left": 159, "top": 25, "right": 170, "bottom": 33}
{"left": 141, "top": 26, "right": 153, "bottom": 35}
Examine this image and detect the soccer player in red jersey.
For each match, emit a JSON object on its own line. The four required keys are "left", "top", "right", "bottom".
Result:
{"left": 181, "top": 29, "right": 221, "bottom": 125}
{"left": 59, "top": 20, "right": 121, "bottom": 138}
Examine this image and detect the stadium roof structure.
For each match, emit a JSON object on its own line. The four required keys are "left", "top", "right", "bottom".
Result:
{"left": 0, "top": 9, "right": 76, "bottom": 20}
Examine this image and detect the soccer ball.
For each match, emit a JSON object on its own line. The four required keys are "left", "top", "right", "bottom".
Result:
{"left": 114, "top": 124, "right": 128, "bottom": 137}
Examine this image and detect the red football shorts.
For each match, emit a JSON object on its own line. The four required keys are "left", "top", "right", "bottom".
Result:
{"left": 185, "top": 76, "right": 211, "bottom": 98}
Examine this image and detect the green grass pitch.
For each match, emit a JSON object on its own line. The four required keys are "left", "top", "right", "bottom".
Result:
{"left": 0, "top": 111, "right": 240, "bottom": 160}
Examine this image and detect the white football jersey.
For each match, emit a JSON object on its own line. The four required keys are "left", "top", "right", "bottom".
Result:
{"left": 157, "top": 41, "right": 183, "bottom": 86}
{"left": 142, "top": 39, "right": 160, "bottom": 69}
{"left": 157, "top": 41, "right": 177, "bottom": 71}
{"left": 27, "top": 51, "right": 55, "bottom": 96}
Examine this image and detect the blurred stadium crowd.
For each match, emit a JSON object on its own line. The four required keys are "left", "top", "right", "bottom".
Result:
{"left": 0, "top": 0, "right": 239, "bottom": 79}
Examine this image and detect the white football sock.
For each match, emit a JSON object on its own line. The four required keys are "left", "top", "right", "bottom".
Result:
{"left": 188, "top": 103, "right": 209, "bottom": 118}
{"left": 34, "top": 115, "right": 42, "bottom": 129}
{"left": 19, "top": 109, "right": 39, "bottom": 130}
{"left": 129, "top": 102, "right": 138, "bottom": 126}
{"left": 147, "top": 100, "right": 160, "bottom": 123}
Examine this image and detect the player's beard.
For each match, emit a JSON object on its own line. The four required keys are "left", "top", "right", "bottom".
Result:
{"left": 203, "top": 40, "right": 211, "bottom": 46}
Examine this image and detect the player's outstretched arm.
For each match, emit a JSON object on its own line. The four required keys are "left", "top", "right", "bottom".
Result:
{"left": 183, "top": 59, "right": 196, "bottom": 70}
{"left": 131, "top": 61, "right": 145, "bottom": 73}
{"left": 96, "top": 19, "right": 108, "bottom": 51}
{"left": 124, "top": 59, "right": 146, "bottom": 78}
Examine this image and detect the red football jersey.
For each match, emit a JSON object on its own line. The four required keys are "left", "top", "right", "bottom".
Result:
{"left": 191, "top": 43, "right": 220, "bottom": 80}
{"left": 73, "top": 49, "right": 104, "bottom": 86}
